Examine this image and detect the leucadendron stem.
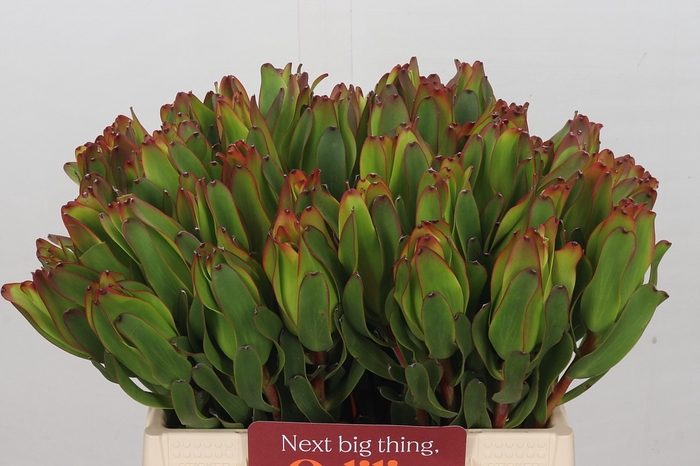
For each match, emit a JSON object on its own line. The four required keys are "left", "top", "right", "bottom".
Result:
{"left": 439, "top": 358, "right": 456, "bottom": 416}
{"left": 493, "top": 377, "right": 509, "bottom": 428}
{"left": 542, "top": 332, "right": 601, "bottom": 424}
{"left": 263, "top": 366, "right": 281, "bottom": 421}
{"left": 312, "top": 351, "right": 327, "bottom": 406}
{"left": 494, "top": 402, "right": 510, "bottom": 429}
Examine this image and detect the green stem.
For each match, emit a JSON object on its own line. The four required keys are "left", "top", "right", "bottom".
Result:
{"left": 542, "top": 332, "right": 600, "bottom": 424}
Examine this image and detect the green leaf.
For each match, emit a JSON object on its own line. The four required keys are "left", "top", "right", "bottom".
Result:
{"left": 454, "top": 312, "right": 473, "bottom": 360}
{"left": 216, "top": 100, "right": 249, "bottom": 147}
{"left": 533, "top": 334, "right": 573, "bottom": 425}
{"left": 187, "top": 93, "right": 218, "bottom": 144}
{"left": 414, "top": 247, "right": 464, "bottom": 317}
{"left": 454, "top": 189, "right": 481, "bottom": 256}
{"left": 107, "top": 353, "right": 173, "bottom": 409}
{"left": 561, "top": 372, "right": 607, "bottom": 404}
{"left": 302, "top": 98, "right": 338, "bottom": 172}
{"left": 621, "top": 211, "right": 656, "bottom": 304}
{"left": 340, "top": 315, "right": 397, "bottom": 381}
{"left": 359, "top": 135, "right": 391, "bottom": 181}
{"left": 465, "top": 260, "right": 487, "bottom": 316}
{"left": 247, "top": 121, "right": 281, "bottom": 170}
{"left": 169, "top": 140, "right": 209, "bottom": 178}
{"left": 309, "top": 183, "right": 340, "bottom": 236}
{"left": 31, "top": 272, "right": 87, "bottom": 350}
{"left": 259, "top": 63, "right": 287, "bottom": 117}
{"left": 63, "top": 309, "right": 104, "bottom": 359}
{"left": 204, "top": 180, "right": 250, "bottom": 250}
{"left": 288, "top": 108, "right": 313, "bottom": 169}
{"left": 489, "top": 128, "right": 521, "bottom": 205}
{"left": 415, "top": 185, "right": 443, "bottom": 224}
{"left": 421, "top": 291, "right": 457, "bottom": 359}
{"left": 337, "top": 210, "right": 359, "bottom": 278}
{"left": 480, "top": 193, "right": 504, "bottom": 250}
{"left": 202, "top": 317, "right": 235, "bottom": 375}
{"left": 211, "top": 263, "right": 271, "bottom": 359}
{"left": 454, "top": 89, "right": 479, "bottom": 125}
{"left": 539, "top": 150, "right": 590, "bottom": 190}
{"left": 371, "top": 196, "right": 402, "bottom": 308}
{"left": 650, "top": 240, "right": 671, "bottom": 286}
{"left": 315, "top": 126, "right": 347, "bottom": 199}
{"left": 492, "top": 351, "right": 530, "bottom": 404}
{"left": 372, "top": 93, "right": 410, "bottom": 136}
{"left": 405, "top": 363, "right": 457, "bottom": 419}
{"left": 401, "top": 140, "right": 431, "bottom": 219}
{"left": 463, "top": 378, "right": 492, "bottom": 428}
{"left": 387, "top": 296, "right": 429, "bottom": 363}
{"left": 229, "top": 165, "right": 271, "bottom": 254}
{"left": 297, "top": 272, "right": 335, "bottom": 352}
{"left": 471, "top": 304, "right": 501, "bottom": 380}
{"left": 580, "top": 227, "right": 636, "bottom": 334}
{"left": 174, "top": 230, "right": 200, "bottom": 266}
{"left": 141, "top": 139, "right": 180, "bottom": 198}
{"left": 531, "top": 286, "right": 570, "bottom": 368}
{"left": 488, "top": 268, "right": 541, "bottom": 359}
{"left": 569, "top": 284, "right": 668, "bottom": 378}
{"left": 89, "top": 304, "right": 156, "bottom": 385}
{"left": 338, "top": 192, "right": 383, "bottom": 308}
{"left": 191, "top": 363, "right": 251, "bottom": 424}
{"left": 300, "top": 225, "right": 346, "bottom": 295}
{"left": 253, "top": 306, "right": 285, "bottom": 383}
{"left": 94, "top": 287, "right": 177, "bottom": 340}
{"left": 132, "top": 178, "right": 172, "bottom": 218}
{"left": 127, "top": 196, "right": 188, "bottom": 241}
{"left": 324, "top": 359, "right": 365, "bottom": 411}
{"left": 62, "top": 212, "right": 102, "bottom": 254}
{"left": 288, "top": 375, "right": 336, "bottom": 423}
{"left": 79, "top": 241, "right": 130, "bottom": 277}
{"left": 233, "top": 345, "right": 278, "bottom": 412}
{"left": 171, "top": 380, "right": 221, "bottom": 428}
{"left": 122, "top": 218, "right": 192, "bottom": 311}
{"left": 415, "top": 96, "right": 440, "bottom": 153}
{"left": 42, "top": 267, "right": 94, "bottom": 306}
{"left": 115, "top": 313, "right": 191, "bottom": 388}
{"left": 504, "top": 369, "right": 539, "bottom": 428}
{"left": 341, "top": 273, "right": 373, "bottom": 339}
{"left": 261, "top": 154, "right": 286, "bottom": 195}
{"left": 280, "top": 330, "right": 306, "bottom": 384}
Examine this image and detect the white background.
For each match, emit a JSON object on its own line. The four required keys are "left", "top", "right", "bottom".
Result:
{"left": 1, "top": 1, "right": 698, "bottom": 464}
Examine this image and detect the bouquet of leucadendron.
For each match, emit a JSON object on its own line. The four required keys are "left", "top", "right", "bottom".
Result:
{"left": 3, "top": 58, "right": 669, "bottom": 429}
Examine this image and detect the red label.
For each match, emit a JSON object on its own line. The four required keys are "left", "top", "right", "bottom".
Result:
{"left": 248, "top": 421, "right": 466, "bottom": 466}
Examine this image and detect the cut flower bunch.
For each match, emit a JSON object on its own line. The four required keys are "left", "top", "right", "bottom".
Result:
{"left": 2, "top": 59, "right": 669, "bottom": 429}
